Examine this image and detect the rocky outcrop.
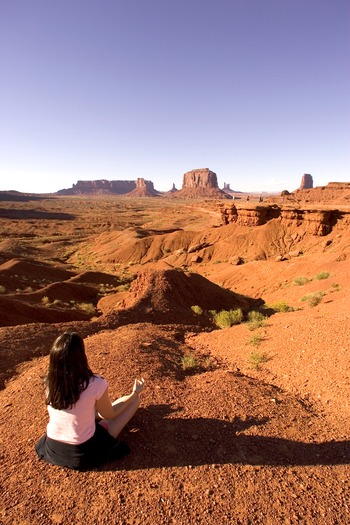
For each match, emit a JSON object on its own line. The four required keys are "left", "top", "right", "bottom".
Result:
{"left": 221, "top": 203, "right": 350, "bottom": 235}
{"left": 125, "top": 179, "right": 160, "bottom": 197}
{"left": 293, "top": 182, "right": 350, "bottom": 204}
{"left": 174, "top": 169, "right": 232, "bottom": 199}
{"left": 299, "top": 174, "right": 313, "bottom": 190}
{"left": 221, "top": 204, "right": 280, "bottom": 226}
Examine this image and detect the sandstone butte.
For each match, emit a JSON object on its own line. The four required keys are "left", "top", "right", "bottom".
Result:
{"left": 0, "top": 180, "right": 349, "bottom": 524}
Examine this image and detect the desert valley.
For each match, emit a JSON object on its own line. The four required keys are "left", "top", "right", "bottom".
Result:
{"left": 1, "top": 178, "right": 350, "bottom": 524}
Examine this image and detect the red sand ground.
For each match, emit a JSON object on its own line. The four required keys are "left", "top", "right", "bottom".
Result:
{"left": 0, "top": 193, "right": 349, "bottom": 525}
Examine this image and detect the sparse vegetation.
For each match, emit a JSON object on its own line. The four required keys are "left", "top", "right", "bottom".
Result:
{"left": 249, "top": 333, "right": 264, "bottom": 347}
{"left": 300, "top": 291, "right": 325, "bottom": 307}
{"left": 246, "top": 310, "right": 267, "bottom": 330}
{"left": 77, "top": 302, "right": 96, "bottom": 315}
{"left": 116, "top": 283, "right": 131, "bottom": 292}
{"left": 41, "top": 296, "right": 50, "bottom": 306}
{"left": 293, "top": 276, "right": 310, "bottom": 286}
{"left": 0, "top": 285, "right": 6, "bottom": 294}
{"left": 191, "top": 305, "right": 203, "bottom": 315}
{"left": 53, "top": 299, "right": 63, "bottom": 306}
{"left": 214, "top": 308, "right": 243, "bottom": 328}
{"left": 248, "top": 350, "right": 270, "bottom": 370}
{"left": 180, "top": 354, "right": 199, "bottom": 372}
{"left": 180, "top": 352, "right": 215, "bottom": 374}
{"left": 314, "top": 271, "right": 330, "bottom": 280}
{"left": 330, "top": 283, "right": 340, "bottom": 291}
{"left": 266, "top": 301, "right": 294, "bottom": 313}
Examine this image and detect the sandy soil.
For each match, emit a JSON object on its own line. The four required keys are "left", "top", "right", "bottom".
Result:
{"left": 0, "top": 193, "right": 349, "bottom": 525}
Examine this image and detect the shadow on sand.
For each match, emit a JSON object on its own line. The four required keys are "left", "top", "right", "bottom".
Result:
{"left": 0, "top": 208, "right": 75, "bottom": 220}
{"left": 101, "top": 404, "right": 350, "bottom": 471}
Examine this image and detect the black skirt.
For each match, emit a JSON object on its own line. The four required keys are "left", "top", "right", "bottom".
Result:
{"left": 35, "top": 423, "right": 130, "bottom": 470}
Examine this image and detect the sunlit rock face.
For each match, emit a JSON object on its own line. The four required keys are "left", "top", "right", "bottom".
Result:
{"left": 300, "top": 174, "right": 313, "bottom": 190}
{"left": 125, "top": 178, "right": 160, "bottom": 197}
{"left": 173, "top": 168, "right": 231, "bottom": 199}
{"left": 182, "top": 168, "right": 219, "bottom": 189}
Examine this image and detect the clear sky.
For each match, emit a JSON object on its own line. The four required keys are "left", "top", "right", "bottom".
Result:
{"left": 1, "top": 0, "right": 349, "bottom": 194}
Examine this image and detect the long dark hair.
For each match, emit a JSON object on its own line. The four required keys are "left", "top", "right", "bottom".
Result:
{"left": 45, "top": 332, "right": 94, "bottom": 410}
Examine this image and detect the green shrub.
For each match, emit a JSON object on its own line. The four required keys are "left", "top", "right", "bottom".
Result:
{"left": 214, "top": 308, "right": 243, "bottom": 328}
{"left": 267, "top": 301, "right": 294, "bottom": 313}
{"left": 293, "top": 276, "right": 309, "bottom": 286}
{"left": 248, "top": 351, "right": 269, "bottom": 370}
{"left": 246, "top": 311, "right": 267, "bottom": 330}
{"left": 300, "top": 291, "right": 325, "bottom": 307}
{"left": 191, "top": 305, "right": 203, "bottom": 315}
{"left": 314, "top": 271, "right": 330, "bottom": 281}
{"left": 249, "top": 333, "right": 263, "bottom": 347}
{"left": 181, "top": 354, "right": 199, "bottom": 371}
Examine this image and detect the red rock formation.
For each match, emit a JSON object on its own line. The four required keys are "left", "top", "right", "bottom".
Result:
{"left": 174, "top": 168, "right": 232, "bottom": 199}
{"left": 293, "top": 182, "right": 350, "bottom": 204}
{"left": 220, "top": 203, "right": 350, "bottom": 236}
{"left": 58, "top": 180, "right": 137, "bottom": 195}
{"left": 299, "top": 174, "right": 313, "bottom": 190}
{"left": 125, "top": 178, "right": 160, "bottom": 197}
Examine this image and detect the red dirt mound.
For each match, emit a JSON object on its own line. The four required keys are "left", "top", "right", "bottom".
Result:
{"left": 0, "top": 258, "right": 75, "bottom": 292}
{"left": 106, "top": 268, "right": 263, "bottom": 325}
{"left": 13, "top": 281, "right": 98, "bottom": 305}
{"left": 0, "top": 295, "right": 91, "bottom": 327}
{"left": 67, "top": 271, "right": 121, "bottom": 286}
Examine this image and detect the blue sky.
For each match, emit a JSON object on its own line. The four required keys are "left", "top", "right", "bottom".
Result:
{"left": 1, "top": 0, "right": 349, "bottom": 194}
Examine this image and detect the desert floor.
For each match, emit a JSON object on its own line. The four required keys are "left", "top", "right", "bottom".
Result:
{"left": 0, "top": 194, "right": 349, "bottom": 525}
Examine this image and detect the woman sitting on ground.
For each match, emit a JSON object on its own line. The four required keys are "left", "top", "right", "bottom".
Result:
{"left": 35, "top": 331, "right": 144, "bottom": 470}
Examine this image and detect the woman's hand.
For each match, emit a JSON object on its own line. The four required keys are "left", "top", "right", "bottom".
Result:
{"left": 132, "top": 378, "right": 145, "bottom": 394}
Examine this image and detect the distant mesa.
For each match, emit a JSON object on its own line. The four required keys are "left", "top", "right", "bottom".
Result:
{"left": 56, "top": 169, "right": 231, "bottom": 199}
{"left": 299, "top": 174, "right": 313, "bottom": 190}
{"left": 125, "top": 178, "right": 160, "bottom": 197}
{"left": 57, "top": 179, "right": 136, "bottom": 195}
{"left": 173, "top": 168, "right": 232, "bottom": 199}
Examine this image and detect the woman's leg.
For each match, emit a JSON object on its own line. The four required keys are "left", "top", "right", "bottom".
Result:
{"left": 100, "top": 394, "right": 140, "bottom": 439}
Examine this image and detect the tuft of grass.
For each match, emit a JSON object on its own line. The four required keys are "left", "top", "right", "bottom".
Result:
{"left": 214, "top": 308, "right": 243, "bottom": 328}
{"left": 116, "top": 283, "right": 130, "bottom": 292}
{"left": 41, "top": 296, "right": 50, "bottom": 306}
{"left": 191, "top": 305, "right": 203, "bottom": 315}
{"left": 53, "top": 299, "right": 63, "bottom": 306}
{"left": 314, "top": 271, "right": 330, "bottom": 281}
{"left": 248, "top": 351, "right": 270, "bottom": 371}
{"left": 249, "top": 333, "right": 263, "bottom": 347}
{"left": 180, "top": 354, "right": 199, "bottom": 372}
{"left": 246, "top": 311, "right": 267, "bottom": 330}
{"left": 77, "top": 302, "right": 96, "bottom": 315}
{"left": 330, "top": 283, "right": 340, "bottom": 291}
{"left": 267, "top": 300, "right": 294, "bottom": 313}
{"left": 293, "top": 276, "right": 310, "bottom": 286}
{"left": 0, "top": 285, "right": 6, "bottom": 294}
{"left": 300, "top": 291, "right": 325, "bottom": 307}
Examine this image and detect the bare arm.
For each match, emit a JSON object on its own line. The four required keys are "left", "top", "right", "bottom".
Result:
{"left": 96, "top": 379, "right": 144, "bottom": 420}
